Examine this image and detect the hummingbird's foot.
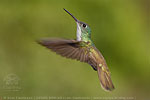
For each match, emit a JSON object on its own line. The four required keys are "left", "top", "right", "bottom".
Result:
{"left": 90, "top": 64, "right": 97, "bottom": 71}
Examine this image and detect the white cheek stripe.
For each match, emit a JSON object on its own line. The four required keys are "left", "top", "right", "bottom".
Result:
{"left": 76, "top": 23, "right": 81, "bottom": 41}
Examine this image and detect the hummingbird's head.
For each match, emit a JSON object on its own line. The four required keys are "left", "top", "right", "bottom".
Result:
{"left": 64, "top": 8, "right": 91, "bottom": 41}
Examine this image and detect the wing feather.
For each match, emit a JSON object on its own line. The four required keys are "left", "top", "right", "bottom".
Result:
{"left": 37, "top": 38, "right": 89, "bottom": 62}
{"left": 88, "top": 47, "right": 115, "bottom": 91}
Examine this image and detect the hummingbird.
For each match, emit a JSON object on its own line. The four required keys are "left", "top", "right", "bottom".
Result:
{"left": 37, "top": 8, "right": 115, "bottom": 91}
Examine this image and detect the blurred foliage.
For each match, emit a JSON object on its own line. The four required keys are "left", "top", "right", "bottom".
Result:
{"left": 0, "top": 0, "right": 149, "bottom": 100}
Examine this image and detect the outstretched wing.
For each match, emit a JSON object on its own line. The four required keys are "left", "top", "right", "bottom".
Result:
{"left": 37, "top": 38, "right": 89, "bottom": 62}
{"left": 88, "top": 47, "right": 115, "bottom": 91}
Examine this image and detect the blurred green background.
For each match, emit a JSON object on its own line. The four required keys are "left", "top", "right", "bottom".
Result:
{"left": 0, "top": 0, "right": 149, "bottom": 100}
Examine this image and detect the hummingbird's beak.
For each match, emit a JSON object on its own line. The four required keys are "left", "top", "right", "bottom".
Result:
{"left": 64, "top": 8, "right": 78, "bottom": 23}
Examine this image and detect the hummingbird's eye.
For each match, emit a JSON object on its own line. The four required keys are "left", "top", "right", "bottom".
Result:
{"left": 83, "top": 24, "right": 86, "bottom": 28}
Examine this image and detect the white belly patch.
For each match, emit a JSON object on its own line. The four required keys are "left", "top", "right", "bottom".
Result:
{"left": 76, "top": 23, "right": 81, "bottom": 41}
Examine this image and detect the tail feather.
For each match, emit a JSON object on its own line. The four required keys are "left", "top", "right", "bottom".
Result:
{"left": 97, "top": 66, "right": 115, "bottom": 91}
